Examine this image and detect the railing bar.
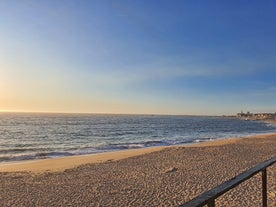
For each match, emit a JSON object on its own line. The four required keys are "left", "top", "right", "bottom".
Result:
{"left": 262, "top": 169, "right": 267, "bottom": 207}
{"left": 180, "top": 156, "right": 276, "bottom": 207}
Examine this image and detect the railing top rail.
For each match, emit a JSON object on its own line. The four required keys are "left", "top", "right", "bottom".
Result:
{"left": 180, "top": 156, "right": 276, "bottom": 207}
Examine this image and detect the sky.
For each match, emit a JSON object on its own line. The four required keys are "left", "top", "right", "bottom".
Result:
{"left": 0, "top": 0, "right": 276, "bottom": 115}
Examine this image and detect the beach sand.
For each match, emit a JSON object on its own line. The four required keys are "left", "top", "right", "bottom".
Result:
{"left": 0, "top": 134, "right": 275, "bottom": 206}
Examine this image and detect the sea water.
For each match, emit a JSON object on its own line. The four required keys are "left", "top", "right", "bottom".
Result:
{"left": 1, "top": 113, "right": 276, "bottom": 162}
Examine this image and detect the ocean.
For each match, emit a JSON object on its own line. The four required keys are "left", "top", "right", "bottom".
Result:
{"left": 1, "top": 113, "right": 276, "bottom": 162}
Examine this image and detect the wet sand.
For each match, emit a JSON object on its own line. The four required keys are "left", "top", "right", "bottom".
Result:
{"left": 0, "top": 134, "right": 275, "bottom": 206}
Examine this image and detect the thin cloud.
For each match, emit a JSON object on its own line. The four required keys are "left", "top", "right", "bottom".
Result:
{"left": 86, "top": 54, "right": 276, "bottom": 88}
{"left": 249, "top": 87, "right": 276, "bottom": 97}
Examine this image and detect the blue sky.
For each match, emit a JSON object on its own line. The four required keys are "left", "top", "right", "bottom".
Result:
{"left": 0, "top": 1, "right": 275, "bottom": 115}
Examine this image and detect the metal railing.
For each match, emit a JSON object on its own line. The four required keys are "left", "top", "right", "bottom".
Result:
{"left": 180, "top": 156, "right": 276, "bottom": 207}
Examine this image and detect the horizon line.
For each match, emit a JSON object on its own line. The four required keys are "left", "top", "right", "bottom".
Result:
{"left": 0, "top": 110, "right": 229, "bottom": 116}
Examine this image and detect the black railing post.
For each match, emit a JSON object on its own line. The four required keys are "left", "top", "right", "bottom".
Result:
{"left": 262, "top": 169, "right": 267, "bottom": 207}
{"left": 207, "top": 199, "right": 215, "bottom": 207}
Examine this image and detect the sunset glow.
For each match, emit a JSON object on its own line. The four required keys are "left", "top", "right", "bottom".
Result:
{"left": 1, "top": 1, "right": 276, "bottom": 115}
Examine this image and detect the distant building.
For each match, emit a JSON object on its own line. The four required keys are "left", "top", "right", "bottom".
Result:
{"left": 237, "top": 111, "right": 253, "bottom": 118}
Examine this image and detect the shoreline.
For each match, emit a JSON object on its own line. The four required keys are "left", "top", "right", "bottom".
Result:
{"left": 1, "top": 116, "right": 275, "bottom": 169}
{"left": 1, "top": 132, "right": 275, "bottom": 173}
{"left": 1, "top": 133, "right": 275, "bottom": 206}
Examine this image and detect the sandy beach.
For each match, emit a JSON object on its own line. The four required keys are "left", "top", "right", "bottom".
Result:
{"left": 0, "top": 134, "right": 275, "bottom": 206}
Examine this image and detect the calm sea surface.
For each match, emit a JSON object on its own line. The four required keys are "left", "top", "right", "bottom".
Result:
{"left": 0, "top": 113, "right": 276, "bottom": 162}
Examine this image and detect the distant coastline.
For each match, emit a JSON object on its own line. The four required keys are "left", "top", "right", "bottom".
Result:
{"left": 235, "top": 111, "right": 276, "bottom": 124}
